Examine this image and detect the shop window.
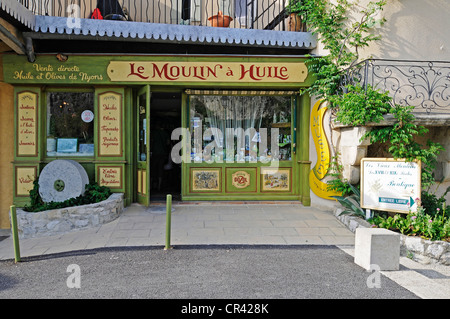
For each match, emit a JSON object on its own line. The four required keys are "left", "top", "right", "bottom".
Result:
{"left": 46, "top": 91, "right": 95, "bottom": 157}
{"left": 189, "top": 94, "right": 292, "bottom": 162}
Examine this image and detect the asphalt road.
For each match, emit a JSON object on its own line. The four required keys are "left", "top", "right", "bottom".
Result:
{"left": 0, "top": 245, "right": 418, "bottom": 304}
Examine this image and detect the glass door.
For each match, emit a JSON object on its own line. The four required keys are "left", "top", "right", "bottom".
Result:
{"left": 136, "top": 85, "right": 151, "bottom": 206}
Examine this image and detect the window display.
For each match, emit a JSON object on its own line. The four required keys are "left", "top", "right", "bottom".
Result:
{"left": 46, "top": 91, "right": 95, "bottom": 156}
{"left": 189, "top": 94, "right": 292, "bottom": 163}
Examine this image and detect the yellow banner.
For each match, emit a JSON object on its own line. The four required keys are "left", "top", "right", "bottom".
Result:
{"left": 107, "top": 61, "right": 307, "bottom": 83}
{"left": 309, "top": 100, "right": 341, "bottom": 200}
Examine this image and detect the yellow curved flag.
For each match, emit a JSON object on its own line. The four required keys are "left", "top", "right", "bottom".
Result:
{"left": 309, "top": 100, "right": 341, "bottom": 200}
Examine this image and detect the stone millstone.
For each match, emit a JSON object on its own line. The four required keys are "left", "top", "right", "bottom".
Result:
{"left": 38, "top": 160, "right": 89, "bottom": 203}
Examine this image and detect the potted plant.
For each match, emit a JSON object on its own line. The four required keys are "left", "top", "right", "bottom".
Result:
{"left": 208, "top": 11, "right": 233, "bottom": 27}
{"left": 286, "top": 0, "right": 306, "bottom": 32}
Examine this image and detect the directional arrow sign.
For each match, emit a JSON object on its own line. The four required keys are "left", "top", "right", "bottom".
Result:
{"left": 379, "top": 197, "right": 415, "bottom": 206}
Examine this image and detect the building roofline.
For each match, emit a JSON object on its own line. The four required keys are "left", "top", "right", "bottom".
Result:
{"left": 29, "top": 15, "right": 316, "bottom": 50}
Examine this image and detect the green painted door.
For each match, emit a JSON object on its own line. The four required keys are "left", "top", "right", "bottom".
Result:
{"left": 136, "top": 85, "right": 151, "bottom": 206}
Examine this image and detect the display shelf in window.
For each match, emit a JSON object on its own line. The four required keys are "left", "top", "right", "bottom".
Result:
{"left": 46, "top": 91, "right": 95, "bottom": 157}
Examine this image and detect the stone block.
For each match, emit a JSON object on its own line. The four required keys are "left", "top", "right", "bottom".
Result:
{"left": 354, "top": 228, "right": 400, "bottom": 271}
{"left": 341, "top": 146, "right": 368, "bottom": 166}
{"left": 342, "top": 164, "right": 360, "bottom": 184}
{"left": 340, "top": 127, "right": 371, "bottom": 147}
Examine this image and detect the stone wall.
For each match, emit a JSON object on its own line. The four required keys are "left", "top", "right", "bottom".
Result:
{"left": 12, "top": 193, "right": 124, "bottom": 239}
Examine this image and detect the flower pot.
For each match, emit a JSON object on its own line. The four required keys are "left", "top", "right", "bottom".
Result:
{"left": 288, "top": 13, "right": 304, "bottom": 32}
{"left": 208, "top": 11, "right": 233, "bottom": 27}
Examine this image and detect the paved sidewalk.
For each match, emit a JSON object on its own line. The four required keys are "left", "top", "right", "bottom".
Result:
{"left": 0, "top": 203, "right": 355, "bottom": 259}
{"left": 0, "top": 202, "right": 449, "bottom": 299}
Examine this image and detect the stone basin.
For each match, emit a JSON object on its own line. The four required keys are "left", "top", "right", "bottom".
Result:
{"left": 11, "top": 193, "right": 124, "bottom": 239}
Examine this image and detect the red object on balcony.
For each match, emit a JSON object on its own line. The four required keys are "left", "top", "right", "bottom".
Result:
{"left": 208, "top": 11, "right": 233, "bottom": 27}
{"left": 91, "top": 8, "right": 103, "bottom": 19}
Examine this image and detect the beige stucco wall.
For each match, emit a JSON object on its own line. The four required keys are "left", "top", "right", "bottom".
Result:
{"left": 359, "top": 0, "right": 450, "bottom": 61}
{"left": 0, "top": 55, "right": 14, "bottom": 229}
{"left": 313, "top": 0, "right": 450, "bottom": 61}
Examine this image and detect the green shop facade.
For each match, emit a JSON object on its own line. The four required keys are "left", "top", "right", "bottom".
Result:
{"left": 3, "top": 54, "right": 314, "bottom": 207}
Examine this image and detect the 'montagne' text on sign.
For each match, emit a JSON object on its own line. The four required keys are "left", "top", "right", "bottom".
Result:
{"left": 107, "top": 61, "right": 308, "bottom": 83}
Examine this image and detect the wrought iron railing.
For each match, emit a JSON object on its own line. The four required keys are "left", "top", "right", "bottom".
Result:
{"left": 15, "top": 0, "right": 306, "bottom": 31}
{"left": 341, "top": 59, "right": 450, "bottom": 114}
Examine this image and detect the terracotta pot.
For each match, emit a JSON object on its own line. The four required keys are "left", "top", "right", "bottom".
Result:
{"left": 208, "top": 11, "right": 233, "bottom": 27}
{"left": 288, "top": 13, "right": 304, "bottom": 32}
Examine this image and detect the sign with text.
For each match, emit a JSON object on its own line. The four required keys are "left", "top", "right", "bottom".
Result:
{"left": 107, "top": 61, "right": 308, "bottom": 83}
{"left": 98, "top": 166, "right": 122, "bottom": 189}
{"left": 3, "top": 55, "right": 309, "bottom": 87}
{"left": 16, "top": 91, "right": 38, "bottom": 156}
{"left": 15, "top": 166, "right": 36, "bottom": 196}
{"left": 98, "top": 91, "right": 123, "bottom": 157}
{"left": 361, "top": 158, "right": 421, "bottom": 213}
{"left": 6, "top": 61, "right": 105, "bottom": 84}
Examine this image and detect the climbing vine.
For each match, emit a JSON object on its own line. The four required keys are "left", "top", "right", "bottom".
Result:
{"left": 295, "top": 0, "right": 445, "bottom": 211}
{"left": 292, "top": 0, "right": 387, "bottom": 99}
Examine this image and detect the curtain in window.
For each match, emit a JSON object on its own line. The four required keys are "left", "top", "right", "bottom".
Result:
{"left": 189, "top": 94, "right": 291, "bottom": 162}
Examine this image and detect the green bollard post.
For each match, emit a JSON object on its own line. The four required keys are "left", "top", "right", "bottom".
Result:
{"left": 164, "top": 194, "right": 172, "bottom": 250}
{"left": 10, "top": 205, "right": 21, "bottom": 263}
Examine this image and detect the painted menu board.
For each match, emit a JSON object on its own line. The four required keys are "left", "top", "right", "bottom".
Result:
{"left": 15, "top": 166, "right": 36, "bottom": 196}
{"left": 17, "top": 91, "right": 38, "bottom": 156}
{"left": 98, "top": 166, "right": 122, "bottom": 189}
{"left": 98, "top": 91, "right": 122, "bottom": 157}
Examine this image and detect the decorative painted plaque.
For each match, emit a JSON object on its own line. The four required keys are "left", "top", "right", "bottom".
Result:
{"left": 231, "top": 171, "right": 251, "bottom": 189}
{"left": 226, "top": 168, "right": 257, "bottom": 193}
{"left": 17, "top": 91, "right": 38, "bottom": 156}
{"left": 15, "top": 166, "right": 36, "bottom": 196}
{"left": 98, "top": 91, "right": 122, "bottom": 157}
{"left": 191, "top": 168, "right": 221, "bottom": 192}
{"left": 261, "top": 168, "right": 291, "bottom": 191}
{"left": 98, "top": 166, "right": 122, "bottom": 189}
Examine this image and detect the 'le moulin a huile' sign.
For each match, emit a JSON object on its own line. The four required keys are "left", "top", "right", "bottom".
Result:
{"left": 107, "top": 61, "right": 308, "bottom": 83}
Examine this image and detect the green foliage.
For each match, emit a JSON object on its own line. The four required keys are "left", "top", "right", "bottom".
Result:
{"left": 304, "top": 56, "right": 342, "bottom": 100}
{"left": 421, "top": 186, "right": 450, "bottom": 219}
{"left": 364, "top": 105, "right": 444, "bottom": 188}
{"left": 326, "top": 153, "right": 352, "bottom": 196}
{"left": 329, "top": 84, "right": 392, "bottom": 125}
{"left": 332, "top": 182, "right": 365, "bottom": 219}
{"left": 296, "top": 0, "right": 386, "bottom": 99}
{"left": 370, "top": 204, "right": 450, "bottom": 241}
{"left": 23, "top": 179, "right": 112, "bottom": 213}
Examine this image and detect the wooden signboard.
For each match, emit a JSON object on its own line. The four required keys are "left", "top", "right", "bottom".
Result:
{"left": 97, "top": 91, "right": 123, "bottom": 157}
{"left": 361, "top": 158, "right": 421, "bottom": 213}
{"left": 16, "top": 91, "right": 38, "bottom": 156}
{"left": 98, "top": 165, "right": 123, "bottom": 189}
{"left": 107, "top": 61, "right": 308, "bottom": 83}
{"left": 15, "top": 166, "right": 36, "bottom": 197}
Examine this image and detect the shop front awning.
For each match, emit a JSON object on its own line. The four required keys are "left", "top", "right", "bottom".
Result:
{"left": 27, "top": 15, "right": 317, "bottom": 50}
